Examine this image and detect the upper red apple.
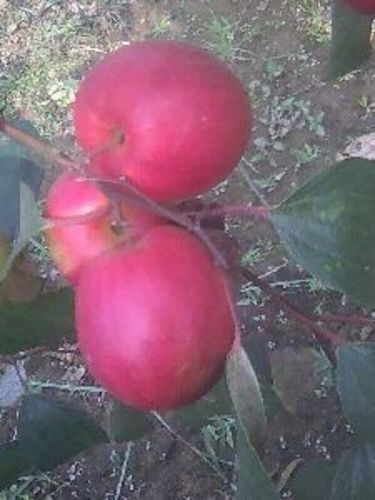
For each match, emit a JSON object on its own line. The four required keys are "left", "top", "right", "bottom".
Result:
{"left": 75, "top": 225, "right": 235, "bottom": 410}
{"left": 74, "top": 40, "right": 252, "bottom": 202}
{"left": 343, "top": 0, "right": 375, "bottom": 13}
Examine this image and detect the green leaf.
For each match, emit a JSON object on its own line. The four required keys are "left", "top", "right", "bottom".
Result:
{"left": 0, "top": 442, "right": 31, "bottom": 490}
{"left": 290, "top": 459, "right": 336, "bottom": 500}
{"left": 270, "top": 347, "right": 323, "bottom": 415}
{"left": 18, "top": 395, "right": 108, "bottom": 470}
{"left": 236, "top": 424, "right": 279, "bottom": 500}
{"left": 330, "top": 444, "right": 375, "bottom": 499}
{"left": 174, "top": 377, "right": 232, "bottom": 430}
{"left": 0, "top": 288, "right": 74, "bottom": 354}
{"left": 272, "top": 158, "right": 375, "bottom": 308}
{"left": 0, "top": 156, "right": 43, "bottom": 242}
{"left": 328, "top": 0, "right": 373, "bottom": 80}
{"left": 0, "top": 119, "right": 44, "bottom": 164}
{"left": 260, "top": 384, "right": 286, "bottom": 421}
{"left": 226, "top": 344, "right": 267, "bottom": 452}
{"left": 0, "top": 235, "right": 11, "bottom": 281}
{"left": 242, "top": 335, "right": 285, "bottom": 421}
{"left": 337, "top": 343, "right": 375, "bottom": 442}
{"left": 109, "top": 401, "right": 153, "bottom": 442}
{"left": 243, "top": 334, "right": 272, "bottom": 386}
{"left": 2, "top": 182, "right": 43, "bottom": 279}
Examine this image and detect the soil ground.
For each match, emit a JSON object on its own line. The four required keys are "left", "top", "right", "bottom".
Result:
{"left": 1, "top": 0, "right": 375, "bottom": 498}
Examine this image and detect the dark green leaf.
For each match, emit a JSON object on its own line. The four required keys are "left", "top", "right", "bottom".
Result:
{"left": 290, "top": 458, "right": 336, "bottom": 500}
{"left": 2, "top": 182, "right": 43, "bottom": 279}
{"left": 0, "top": 156, "right": 43, "bottom": 242}
{"left": 0, "top": 441, "right": 32, "bottom": 489}
{"left": 337, "top": 343, "right": 375, "bottom": 442}
{"left": 243, "top": 335, "right": 285, "bottom": 421}
{"left": 226, "top": 345, "right": 267, "bottom": 452}
{"left": 272, "top": 158, "right": 375, "bottom": 308}
{"left": 0, "top": 119, "right": 44, "bottom": 164}
{"left": 236, "top": 424, "right": 279, "bottom": 500}
{"left": 330, "top": 444, "right": 375, "bottom": 499}
{"left": 0, "top": 235, "right": 11, "bottom": 280}
{"left": 109, "top": 401, "right": 153, "bottom": 442}
{"left": 243, "top": 334, "right": 272, "bottom": 386}
{"left": 328, "top": 0, "right": 373, "bottom": 80}
{"left": 174, "top": 377, "right": 232, "bottom": 430}
{"left": 261, "top": 384, "right": 286, "bottom": 421}
{"left": 271, "top": 347, "right": 323, "bottom": 415}
{"left": 18, "top": 395, "right": 108, "bottom": 470}
{"left": 0, "top": 288, "right": 74, "bottom": 354}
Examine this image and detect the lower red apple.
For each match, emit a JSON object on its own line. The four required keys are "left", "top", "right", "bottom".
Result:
{"left": 343, "top": 0, "right": 375, "bottom": 14}
{"left": 75, "top": 225, "right": 235, "bottom": 410}
{"left": 45, "top": 173, "right": 163, "bottom": 284}
{"left": 74, "top": 40, "right": 252, "bottom": 202}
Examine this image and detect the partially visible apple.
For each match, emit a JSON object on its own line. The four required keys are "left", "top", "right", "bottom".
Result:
{"left": 343, "top": 0, "right": 375, "bottom": 14}
{"left": 45, "top": 173, "right": 164, "bottom": 284}
{"left": 74, "top": 40, "right": 252, "bottom": 202}
{"left": 44, "top": 173, "right": 120, "bottom": 284}
{"left": 76, "top": 225, "right": 235, "bottom": 410}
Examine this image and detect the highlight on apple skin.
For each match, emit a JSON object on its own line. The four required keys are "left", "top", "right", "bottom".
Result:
{"left": 75, "top": 225, "right": 235, "bottom": 411}
{"left": 74, "top": 40, "right": 252, "bottom": 202}
{"left": 343, "top": 0, "right": 375, "bottom": 14}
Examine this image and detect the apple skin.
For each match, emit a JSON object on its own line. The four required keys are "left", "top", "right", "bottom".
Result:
{"left": 45, "top": 173, "right": 119, "bottom": 284}
{"left": 74, "top": 40, "right": 252, "bottom": 202}
{"left": 76, "top": 225, "right": 235, "bottom": 410}
{"left": 45, "top": 173, "right": 163, "bottom": 284}
{"left": 343, "top": 0, "right": 375, "bottom": 14}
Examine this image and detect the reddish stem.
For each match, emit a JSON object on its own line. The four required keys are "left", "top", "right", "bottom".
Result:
{"left": 88, "top": 129, "right": 125, "bottom": 160}
{"left": 317, "top": 313, "right": 375, "bottom": 327}
{"left": 241, "top": 266, "right": 343, "bottom": 347}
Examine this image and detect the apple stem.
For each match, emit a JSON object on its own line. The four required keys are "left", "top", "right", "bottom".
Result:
{"left": 0, "top": 115, "right": 80, "bottom": 171}
{"left": 241, "top": 266, "right": 343, "bottom": 348}
{"left": 88, "top": 129, "right": 125, "bottom": 160}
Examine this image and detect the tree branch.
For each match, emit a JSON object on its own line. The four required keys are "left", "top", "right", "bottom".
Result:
{"left": 0, "top": 115, "right": 79, "bottom": 171}
{"left": 92, "top": 177, "right": 229, "bottom": 269}
{"left": 316, "top": 313, "right": 375, "bottom": 327}
{"left": 241, "top": 266, "right": 343, "bottom": 347}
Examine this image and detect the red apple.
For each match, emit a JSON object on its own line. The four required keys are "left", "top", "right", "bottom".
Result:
{"left": 45, "top": 173, "right": 120, "bottom": 284}
{"left": 45, "top": 173, "right": 163, "bottom": 284}
{"left": 74, "top": 40, "right": 252, "bottom": 202}
{"left": 343, "top": 0, "right": 375, "bottom": 13}
{"left": 76, "top": 225, "right": 235, "bottom": 410}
